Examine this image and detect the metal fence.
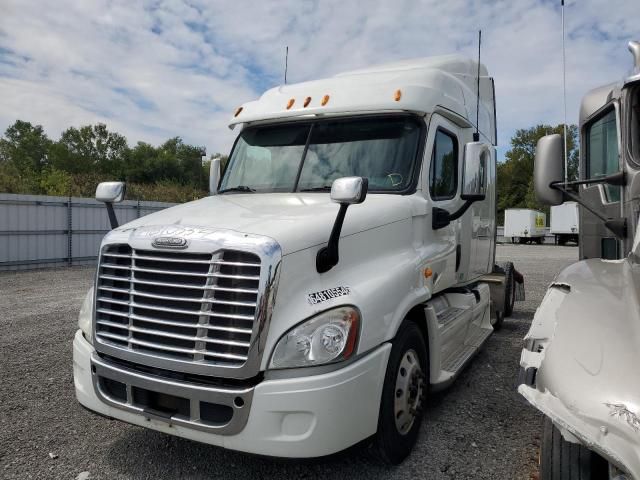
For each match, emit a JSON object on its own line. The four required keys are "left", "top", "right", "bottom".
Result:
{"left": 0, "top": 193, "right": 177, "bottom": 271}
{"left": 0, "top": 194, "right": 567, "bottom": 272}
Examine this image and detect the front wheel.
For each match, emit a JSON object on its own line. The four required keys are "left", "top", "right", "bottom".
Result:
{"left": 372, "top": 322, "right": 428, "bottom": 465}
{"left": 540, "top": 417, "right": 609, "bottom": 479}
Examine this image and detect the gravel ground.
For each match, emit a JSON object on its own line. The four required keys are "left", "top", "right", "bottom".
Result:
{"left": 0, "top": 244, "right": 578, "bottom": 480}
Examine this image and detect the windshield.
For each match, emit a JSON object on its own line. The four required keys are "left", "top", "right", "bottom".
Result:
{"left": 219, "top": 116, "right": 422, "bottom": 193}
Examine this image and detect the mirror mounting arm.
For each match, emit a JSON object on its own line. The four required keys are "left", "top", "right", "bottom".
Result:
{"left": 316, "top": 203, "right": 349, "bottom": 273}
{"left": 105, "top": 203, "right": 119, "bottom": 229}
{"left": 447, "top": 199, "right": 474, "bottom": 222}
{"left": 432, "top": 200, "right": 474, "bottom": 230}
{"left": 550, "top": 181, "right": 627, "bottom": 239}
{"left": 556, "top": 171, "right": 626, "bottom": 189}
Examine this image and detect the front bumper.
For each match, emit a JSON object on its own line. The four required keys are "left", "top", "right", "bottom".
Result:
{"left": 73, "top": 330, "right": 391, "bottom": 458}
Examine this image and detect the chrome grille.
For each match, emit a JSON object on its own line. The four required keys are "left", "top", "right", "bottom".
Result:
{"left": 95, "top": 245, "right": 261, "bottom": 367}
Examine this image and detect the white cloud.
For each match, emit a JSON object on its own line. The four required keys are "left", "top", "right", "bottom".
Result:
{"left": 0, "top": 0, "right": 637, "bottom": 159}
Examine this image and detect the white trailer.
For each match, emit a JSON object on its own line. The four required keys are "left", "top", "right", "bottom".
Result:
{"left": 550, "top": 202, "right": 579, "bottom": 245}
{"left": 74, "top": 55, "right": 524, "bottom": 465}
{"left": 504, "top": 209, "right": 546, "bottom": 244}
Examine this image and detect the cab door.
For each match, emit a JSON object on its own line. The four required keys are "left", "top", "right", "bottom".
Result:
{"left": 423, "top": 114, "right": 464, "bottom": 290}
{"left": 580, "top": 106, "right": 622, "bottom": 259}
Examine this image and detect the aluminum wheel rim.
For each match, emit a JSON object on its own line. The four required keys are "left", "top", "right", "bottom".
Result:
{"left": 394, "top": 349, "right": 424, "bottom": 435}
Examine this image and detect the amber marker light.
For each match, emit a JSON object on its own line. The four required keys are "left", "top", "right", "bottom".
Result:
{"left": 234, "top": 106, "right": 243, "bottom": 117}
{"left": 342, "top": 308, "right": 360, "bottom": 359}
{"left": 321, "top": 94, "right": 330, "bottom": 106}
{"left": 304, "top": 96, "right": 312, "bottom": 107}
{"left": 424, "top": 267, "right": 433, "bottom": 279}
{"left": 394, "top": 89, "right": 402, "bottom": 101}
{"left": 286, "top": 98, "right": 295, "bottom": 109}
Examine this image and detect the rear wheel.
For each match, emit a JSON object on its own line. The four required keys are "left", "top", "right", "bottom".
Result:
{"left": 372, "top": 322, "right": 427, "bottom": 465}
{"left": 540, "top": 417, "right": 609, "bottom": 480}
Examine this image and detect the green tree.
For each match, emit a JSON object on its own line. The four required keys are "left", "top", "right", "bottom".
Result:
{"left": 0, "top": 120, "right": 51, "bottom": 173}
{"left": 0, "top": 119, "right": 214, "bottom": 201}
{"left": 498, "top": 124, "right": 578, "bottom": 224}
{"left": 126, "top": 141, "right": 157, "bottom": 183}
{"left": 49, "top": 124, "right": 128, "bottom": 176}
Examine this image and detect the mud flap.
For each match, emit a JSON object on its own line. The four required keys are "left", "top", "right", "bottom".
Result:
{"left": 513, "top": 269, "right": 525, "bottom": 301}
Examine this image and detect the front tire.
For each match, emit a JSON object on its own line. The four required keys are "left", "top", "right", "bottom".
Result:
{"left": 540, "top": 417, "right": 608, "bottom": 480}
{"left": 373, "top": 322, "right": 428, "bottom": 465}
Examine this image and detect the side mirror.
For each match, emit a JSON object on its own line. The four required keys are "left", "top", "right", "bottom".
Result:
{"left": 96, "top": 181, "right": 126, "bottom": 229}
{"left": 330, "top": 176, "right": 368, "bottom": 204}
{"left": 461, "top": 142, "right": 489, "bottom": 201}
{"left": 432, "top": 143, "right": 489, "bottom": 231}
{"left": 317, "top": 177, "right": 368, "bottom": 273}
{"left": 209, "top": 157, "right": 221, "bottom": 195}
{"left": 534, "top": 134, "right": 564, "bottom": 206}
{"left": 96, "top": 181, "right": 126, "bottom": 203}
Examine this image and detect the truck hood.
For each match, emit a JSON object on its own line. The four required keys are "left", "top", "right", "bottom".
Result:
{"left": 116, "top": 193, "right": 414, "bottom": 255}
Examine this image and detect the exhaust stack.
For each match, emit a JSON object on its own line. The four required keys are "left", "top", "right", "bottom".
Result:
{"left": 629, "top": 41, "right": 640, "bottom": 71}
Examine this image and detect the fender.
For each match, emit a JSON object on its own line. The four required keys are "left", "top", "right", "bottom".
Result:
{"left": 518, "top": 255, "right": 640, "bottom": 477}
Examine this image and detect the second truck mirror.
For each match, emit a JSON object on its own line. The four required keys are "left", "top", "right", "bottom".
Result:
{"left": 209, "top": 158, "right": 221, "bottom": 195}
{"left": 461, "top": 142, "right": 489, "bottom": 201}
{"left": 534, "top": 134, "right": 564, "bottom": 206}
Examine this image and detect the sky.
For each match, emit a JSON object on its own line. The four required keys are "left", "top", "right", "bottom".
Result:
{"left": 0, "top": 0, "right": 638, "bottom": 160}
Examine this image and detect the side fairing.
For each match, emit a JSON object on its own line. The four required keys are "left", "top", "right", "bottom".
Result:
{"left": 519, "top": 257, "right": 640, "bottom": 476}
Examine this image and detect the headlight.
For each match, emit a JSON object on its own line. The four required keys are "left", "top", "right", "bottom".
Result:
{"left": 78, "top": 287, "right": 94, "bottom": 341}
{"left": 269, "top": 306, "right": 360, "bottom": 369}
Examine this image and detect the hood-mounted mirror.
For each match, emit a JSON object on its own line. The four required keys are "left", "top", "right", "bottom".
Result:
{"left": 96, "top": 181, "right": 126, "bottom": 229}
{"left": 316, "top": 177, "right": 368, "bottom": 273}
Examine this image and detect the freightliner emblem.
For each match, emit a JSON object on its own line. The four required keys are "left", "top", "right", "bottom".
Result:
{"left": 151, "top": 236, "right": 188, "bottom": 249}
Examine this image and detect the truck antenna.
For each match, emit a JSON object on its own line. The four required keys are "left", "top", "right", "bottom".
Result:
{"left": 284, "top": 46, "right": 289, "bottom": 85}
{"left": 474, "top": 30, "right": 481, "bottom": 142}
{"left": 561, "top": 0, "right": 568, "bottom": 184}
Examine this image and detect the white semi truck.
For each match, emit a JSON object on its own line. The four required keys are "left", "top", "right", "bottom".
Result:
{"left": 504, "top": 208, "right": 547, "bottom": 244}
{"left": 550, "top": 202, "right": 579, "bottom": 245}
{"left": 73, "top": 55, "right": 523, "bottom": 464}
{"left": 519, "top": 41, "right": 640, "bottom": 479}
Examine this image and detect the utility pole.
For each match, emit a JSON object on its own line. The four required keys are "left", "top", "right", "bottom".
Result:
{"left": 561, "top": 0, "right": 568, "bottom": 183}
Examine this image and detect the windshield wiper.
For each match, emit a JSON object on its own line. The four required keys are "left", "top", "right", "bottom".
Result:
{"left": 299, "top": 186, "right": 332, "bottom": 192}
{"left": 218, "top": 185, "right": 256, "bottom": 194}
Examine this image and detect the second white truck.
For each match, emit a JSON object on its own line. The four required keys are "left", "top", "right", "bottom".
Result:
{"left": 73, "top": 55, "right": 522, "bottom": 464}
{"left": 504, "top": 208, "right": 547, "bottom": 244}
{"left": 550, "top": 202, "right": 579, "bottom": 245}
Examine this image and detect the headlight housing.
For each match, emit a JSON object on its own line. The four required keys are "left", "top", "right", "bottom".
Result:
{"left": 78, "top": 287, "right": 94, "bottom": 341}
{"left": 269, "top": 306, "right": 360, "bottom": 369}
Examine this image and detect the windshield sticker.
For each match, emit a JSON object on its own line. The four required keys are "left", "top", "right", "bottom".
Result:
{"left": 308, "top": 287, "right": 351, "bottom": 305}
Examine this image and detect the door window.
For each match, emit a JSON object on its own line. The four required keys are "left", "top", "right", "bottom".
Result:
{"left": 586, "top": 109, "right": 620, "bottom": 202}
{"left": 429, "top": 129, "right": 458, "bottom": 200}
